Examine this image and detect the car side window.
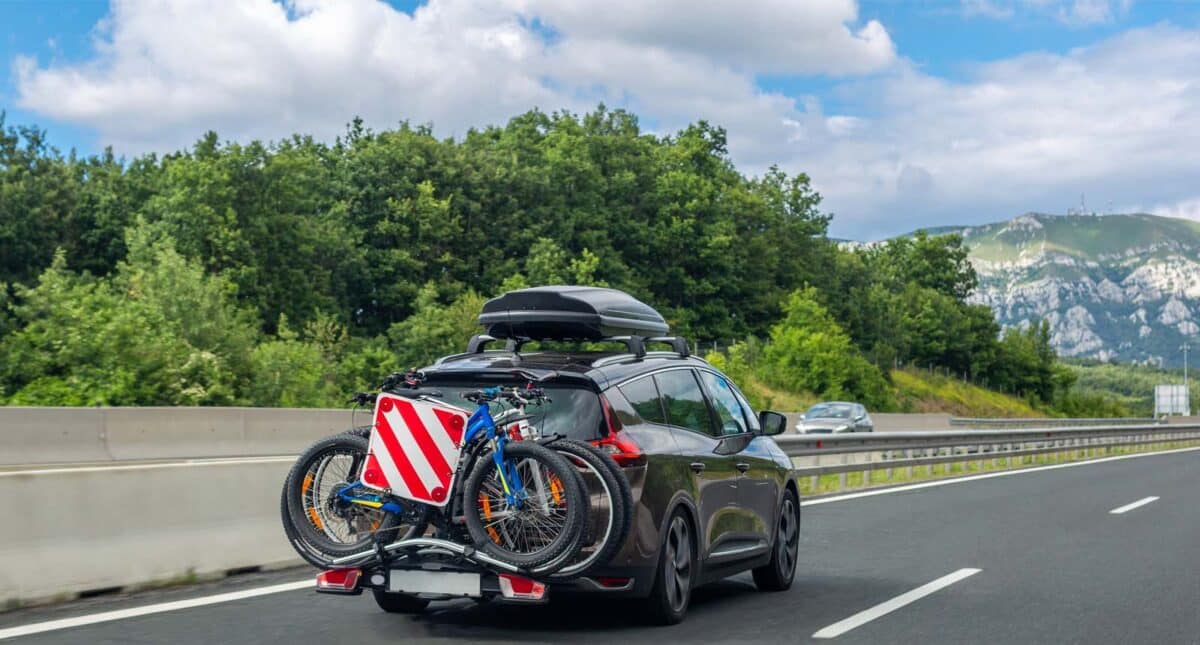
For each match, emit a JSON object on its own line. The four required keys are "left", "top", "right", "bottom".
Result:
{"left": 617, "top": 375, "right": 667, "bottom": 425}
{"left": 698, "top": 371, "right": 749, "bottom": 436}
{"left": 653, "top": 369, "right": 716, "bottom": 436}
{"left": 730, "top": 385, "right": 760, "bottom": 432}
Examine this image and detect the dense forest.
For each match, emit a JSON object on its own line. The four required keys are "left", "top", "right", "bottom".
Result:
{"left": 0, "top": 107, "right": 1105, "bottom": 413}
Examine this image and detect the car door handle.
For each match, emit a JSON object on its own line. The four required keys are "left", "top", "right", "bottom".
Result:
{"left": 690, "top": 462, "right": 706, "bottom": 473}
{"left": 736, "top": 462, "right": 750, "bottom": 473}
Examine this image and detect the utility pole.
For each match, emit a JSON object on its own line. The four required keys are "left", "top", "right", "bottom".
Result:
{"left": 1184, "top": 342, "right": 1191, "bottom": 416}
{"left": 1184, "top": 342, "right": 1190, "bottom": 392}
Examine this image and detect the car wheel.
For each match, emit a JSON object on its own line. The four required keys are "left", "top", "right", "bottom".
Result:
{"left": 372, "top": 589, "right": 430, "bottom": 614}
{"left": 752, "top": 489, "right": 799, "bottom": 592}
{"left": 644, "top": 509, "right": 695, "bottom": 625}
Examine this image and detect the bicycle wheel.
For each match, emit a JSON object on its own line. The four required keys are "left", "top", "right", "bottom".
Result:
{"left": 531, "top": 438, "right": 632, "bottom": 579}
{"left": 462, "top": 441, "right": 588, "bottom": 569}
{"left": 282, "top": 432, "right": 429, "bottom": 567}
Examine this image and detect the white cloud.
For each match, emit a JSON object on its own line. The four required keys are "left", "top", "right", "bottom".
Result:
{"left": 1151, "top": 197, "right": 1200, "bottom": 222}
{"left": 788, "top": 25, "right": 1200, "bottom": 238}
{"left": 961, "top": 0, "right": 1133, "bottom": 25}
{"left": 1060, "top": 0, "right": 1135, "bottom": 26}
{"left": 962, "top": 0, "right": 1015, "bottom": 20}
{"left": 13, "top": 0, "right": 893, "bottom": 153}
{"left": 511, "top": 0, "right": 895, "bottom": 76}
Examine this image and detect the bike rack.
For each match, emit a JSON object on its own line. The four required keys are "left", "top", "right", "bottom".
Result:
{"left": 329, "top": 537, "right": 522, "bottom": 573}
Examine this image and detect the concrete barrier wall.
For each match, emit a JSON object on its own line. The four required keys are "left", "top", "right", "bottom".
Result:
{"left": 0, "top": 406, "right": 366, "bottom": 605}
{"left": 0, "top": 406, "right": 365, "bottom": 467}
{"left": 0, "top": 457, "right": 298, "bottom": 604}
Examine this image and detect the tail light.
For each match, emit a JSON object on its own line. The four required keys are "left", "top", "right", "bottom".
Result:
{"left": 592, "top": 394, "right": 644, "bottom": 466}
{"left": 497, "top": 573, "right": 547, "bottom": 601}
{"left": 316, "top": 568, "right": 361, "bottom": 594}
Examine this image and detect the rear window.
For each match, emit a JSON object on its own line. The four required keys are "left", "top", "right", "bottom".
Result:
{"left": 430, "top": 383, "right": 605, "bottom": 441}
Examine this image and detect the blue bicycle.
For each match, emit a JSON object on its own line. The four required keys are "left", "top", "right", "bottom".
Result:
{"left": 281, "top": 374, "right": 588, "bottom": 571}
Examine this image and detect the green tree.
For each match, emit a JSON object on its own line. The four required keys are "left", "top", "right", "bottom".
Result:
{"left": 760, "top": 289, "right": 893, "bottom": 409}
{"left": 387, "top": 284, "right": 488, "bottom": 369}
{"left": 0, "top": 229, "right": 257, "bottom": 405}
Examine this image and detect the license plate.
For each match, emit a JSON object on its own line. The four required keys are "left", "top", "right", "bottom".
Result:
{"left": 388, "top": 570, "right": 481, "bottom": 597}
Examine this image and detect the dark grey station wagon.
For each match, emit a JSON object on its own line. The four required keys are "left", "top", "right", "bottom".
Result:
{"left": 413, "top": 287, "right": 800, "bottom": 624}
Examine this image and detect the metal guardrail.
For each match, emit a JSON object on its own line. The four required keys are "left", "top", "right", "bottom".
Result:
{"left": 948, "top": 417, "right": 1160, "bottom": 428}
{"left": 775, "top": 424, "right": 1200, "bottom": 487}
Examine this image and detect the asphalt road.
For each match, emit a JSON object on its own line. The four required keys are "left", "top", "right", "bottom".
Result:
{"left": 3, "top": 448, "right": 1198, "bottom": 644}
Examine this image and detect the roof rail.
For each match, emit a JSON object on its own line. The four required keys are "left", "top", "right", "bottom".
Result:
{"left": 465, "top": 334, "right": 519, "bottom": 354}
{"left": 461, "top": 333, "right": 690, "bottom": 364}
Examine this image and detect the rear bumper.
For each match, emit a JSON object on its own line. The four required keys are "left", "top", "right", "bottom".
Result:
{"left": 549, "top": 565, "right": 656, "bottom": 598}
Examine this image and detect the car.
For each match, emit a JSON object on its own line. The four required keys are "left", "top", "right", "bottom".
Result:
{"left": 371, "top": 287, "right": 801, "bottom": 625}
{"left": 795, "top": 401, "right": 873, "bottom": 434}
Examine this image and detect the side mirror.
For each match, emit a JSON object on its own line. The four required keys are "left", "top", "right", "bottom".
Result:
{"left": 759, "top": 411, "right": 787, "bottom": 436}
{"left": 854, "top": 414, "right": 866, "bottom": 422}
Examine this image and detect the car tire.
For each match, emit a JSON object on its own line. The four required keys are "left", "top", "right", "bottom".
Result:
{"left": 533, "top": 438, "right": 633, "bottom": 580}
{"left": 643, "top": 509, "right": 695, "bottom": 625}
{"left": 462, "top": 441, "right": 589, "bottom": 569}
{"left": 752, "top": 489, "right": 799, "bottom": 592}
{"left": 372, "top": 589, "right": 429, "bottom": 614}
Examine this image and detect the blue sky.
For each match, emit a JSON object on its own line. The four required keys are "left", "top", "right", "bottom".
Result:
{"left": 4, "top": 0, "right": 1200, "bottom": 238}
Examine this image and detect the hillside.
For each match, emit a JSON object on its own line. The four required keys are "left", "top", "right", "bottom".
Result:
{"left": 935, "top": 213, "right": 1200, "bottom": 366}
{"left": 738, "top": 367, "right": 1046, "bottom": 417}
{"left": 890, "top": 369, "right": 1044, "bottom": 418}
{"left": 1066, "top": 360, "right": 1197, "bottom": 417}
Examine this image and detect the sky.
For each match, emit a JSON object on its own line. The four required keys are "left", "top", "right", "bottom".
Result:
{"left": 3, "top": 0, "right": 1200, "bottom": 240}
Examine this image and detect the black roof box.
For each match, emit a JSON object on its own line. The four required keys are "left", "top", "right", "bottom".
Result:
{"left": 478, "top": 286, "right": 669, "bottom": 340}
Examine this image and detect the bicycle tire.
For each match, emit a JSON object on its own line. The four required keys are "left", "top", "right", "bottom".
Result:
{"left": 462, "top": 441, "right": 588, "bottom": 569}
{"left": 532, "top": 438, "right": 632, "bottom": 579}
{"left": 281, "top": 432, "right": 429, "bottom": 567}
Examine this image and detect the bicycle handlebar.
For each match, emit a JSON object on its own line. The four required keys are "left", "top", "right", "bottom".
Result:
{"left": 462, "top": 385, "right": 550, "bottom": 406}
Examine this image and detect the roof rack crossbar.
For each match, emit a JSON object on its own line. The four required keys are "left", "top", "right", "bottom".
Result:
{"left": 466, "top": 334, "right": 497, "bottom": 354}
{"left": 465, "top": 334, "right": 524, "bottom": 355}
{"left": 645, "top": 336, "right": 690, "bottom": 358}
{"left": 603, "top": 335, "right": 690, "bottom": 359}
{"left": 605, "top": 335, "right": 646, "bottom": 358}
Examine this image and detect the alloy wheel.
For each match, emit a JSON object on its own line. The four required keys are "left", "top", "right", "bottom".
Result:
{"left": 663, "top": 515, "right": 692, "bottom": 612}
{"left": 776, "top": 498, "right": 799, "bottom": 579}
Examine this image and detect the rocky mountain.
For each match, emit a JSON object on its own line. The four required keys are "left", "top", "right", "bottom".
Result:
{"left": 937, "top": 213, "right": 1200, "bottom": 366}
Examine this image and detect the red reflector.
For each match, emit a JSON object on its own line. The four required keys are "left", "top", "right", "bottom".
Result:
{"left": 316, "top": 568, "right": 361, "bottom": 592}
{"left": 497, "top": 573, "right": 546, "bottom": 600}
{"left": 594, "top": 576, "right": 631, "bottom": 588}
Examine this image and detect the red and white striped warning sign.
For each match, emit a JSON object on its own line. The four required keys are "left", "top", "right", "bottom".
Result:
{"left": 361, "top": 394, "right": 469, "bottom": 506}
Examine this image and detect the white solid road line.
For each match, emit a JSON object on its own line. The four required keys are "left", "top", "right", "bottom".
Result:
{"left": 1109, "top": 496, "right": 1160, "bottom": 514}
{"left": 0, "top": 580, "right": 313, "bottom": 641}
{"left": 802, "top": 445, "right": 1200, "bottom": 508}
{"left": 0, "top": 456, "right": 297, "bottom": 478}
{"left": 812, "top": 568, "right": 982, "bottom": 639}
